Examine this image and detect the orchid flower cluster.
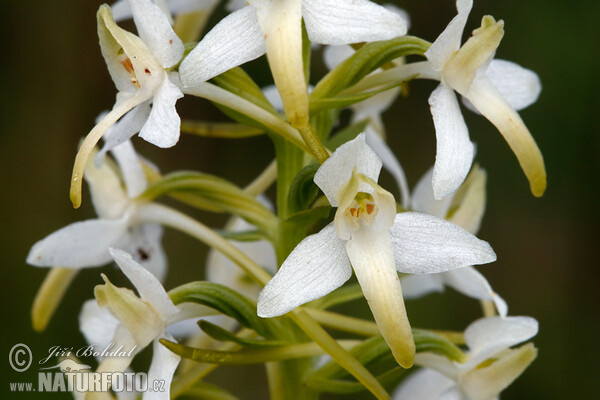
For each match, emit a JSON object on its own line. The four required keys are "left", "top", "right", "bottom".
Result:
{"left": 28, "top": 0, "right": 545, "bottom": 399}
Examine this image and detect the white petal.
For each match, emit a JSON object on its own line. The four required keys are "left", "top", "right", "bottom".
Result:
{"left": 442, "top": 267, "right": 507, "bottom": 317}
{"left": 415, "top": 352, "right": 459, "bottom": 380}
{"left": 351, "top": 87, "right": 400, "bottom": 126}
{"left": 393, "top": 368, "right": 456, "bottom": 400}
{"left": 323, "top": 45, "right": 354, "bottom": 70}
{"left": 129, "top": 0, "right": 184, "bottom": 68}
{"left": 411, "top": 166, "right": 453, "bottom": 218}
{"left": 314, "top": 133, "right": 382, "bottom": 207}
{"left": 179, "top": 6, "right": 266, "bottom": 86}
{"left": 119, "top": 223, "right": 168, "bottom": 282}
{"left": 111, "top": 0, "right": 134, "bottom": 22}
{"left": 109, "top": 248, "right": 179, "bottom": 320}
{"left": 27, "top": 218, "right": 129, "bottom": 268}
{"left": 85, "top": 156, "right": 130, "bottom": 219}
{"left": 226, "top": 0, "right": 248, "bottom": 12}
{"left": 110, "top": 140, "right": 148, "bottom": 198}
{"left": 145, "top": 336, "right": 181, "bottom": 400}
{"left": 446, "top": 165, "right": 487, "bottom": 235}
{"left": 96, "top": 102, "right": 152, "bottom": 168}
{"left": 390, "top": 212, "right": 496, "bottom": 274}
{"left": 425, "top": 0, "right": 473, "bottom": 71}
{"left": 257, "top": 224, "right": 352, "bottom": 317}
{"left": 383, "top": 4, "right": 411, "bottom": 31}
{"left": 464, "top": 59, "right": 541, "bottom": 112}
{"left": 429, "top": 83, "right": 474, "bottom": 200}
{"left": 365, "top": 130, "right": 410, "bottom": 208}
{"left": 464, "top": 316, "right": 538, "bottom": 367}
{"left": 79, "top": 300, "right": 120, "bottom": 352}
{"left": 302, "top": 0, "right": 407, "bottom": 45}
{"left": 139, "top": 74, "right": 183, "bottom": 148}
{"left": 168, "top": 0, "right": 217, "bottom": 15}
{"left": 401, "top": 274, "right": 445, "bottom": 299}
{"left": 466, "top": 75, "right": 546, "bottom": 197}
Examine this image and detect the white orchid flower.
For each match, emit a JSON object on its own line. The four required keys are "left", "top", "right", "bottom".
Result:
{"left": 393, "top": 316, "right": 538, "bottom": 400}
{"left": 28, "top": 138, "right": 167, "bottom": 280}
{"left": 424, "top": 0, "right": 545, "bottom": 199}
{"left": 257, "top": 134, "right": 496, "bottom": 367}
{"left": 111, "top": 0, "right": 216, "bottom": 23}
{"left": 401, "top": 165, "right": 508, "bottom": 317}
{"left": 180, "top": 0, "right": 407, "bottom": 128}
{"left": 84, "top": 248, "right": 206, "bottom": 400}
{"left": 71, "top": 0, "right": 185, "bottom": 208}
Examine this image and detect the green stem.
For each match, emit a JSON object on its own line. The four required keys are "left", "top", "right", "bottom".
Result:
{"left": 289, "top": 309, "right": 391, "bottom": 400}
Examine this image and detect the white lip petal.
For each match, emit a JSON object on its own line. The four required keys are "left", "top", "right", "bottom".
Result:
{"left": 27, "top": 218, "right": 129, "bottom": 268}
{"left": 129, "top": 0, "right": 184, "bottom": 68}
{"left": 302, "top": 0, "right": 407, "bottom": 45}
{"left": 179, "top": 5, "right": 266, "bottom": 86}
{"left": 109, "top": 248, "right": 179, "bottom": 320}
{"left": 146, "top": 336, "right": 181, "bottom": 400}
{"left": 118, "top": 223, "right": 168, "bottom": 283}
{"left": 425, "top": 0, "right": 473, "bottom": 71}
{"left": 390, "top": 212, "right": 496, "bottom": 274}
{"left": 139, "top": 75, "right": 183, "bottom": 148}
{"left": 464, "top": 316, "right": 538, "bottom": 366}
{"left": 400, "top": 274, "right": 445, "bottom": 299}
{"left": 96, "top": 102, "right": 152, "bottom": 169}
{"left": 442, "top": 267, "right": 507, "bottom": 317}
{"left": 392, "top": 366, "right": 456, "bottom": 400}
{"left": 109, "top": 139, "right": 148, "bottom": 198}
{"left": 429, "top": 83, "right": 474, "bottom": 200}
{"left": 411, "top": 166, "right": 453, "bottom": 218}
{"left": 463, "top": 59, "right": 541, "bottom": 113}
{"left": 79, "top": 299, "right": 120, "bottom": 353}
{"left": 257, "top": 224, "right": 352, "bottom": 317}
{"left": 466, "top": 75, "right": 546, "bottom": 197}
{"left": 314, "top": 133, "right": 382, "bottom": 206}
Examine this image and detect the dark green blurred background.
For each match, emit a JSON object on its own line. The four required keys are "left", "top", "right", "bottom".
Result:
{"left": 1, "top": 0, "right": 598, "bottom": 398}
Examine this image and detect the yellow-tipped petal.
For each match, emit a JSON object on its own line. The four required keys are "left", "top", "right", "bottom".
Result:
{"left": 31, "top": 267, "right": 78, "bottom": 332}
{"left": 69, "top": 94, "right": 144, "bottom": 208}
{"left": 466, "top": 76, "right": 546, "bottom": 197}
{"left": 254, "top": 0, "right": 309, "bottom": 128}
{"left": 445, "top": 16, "right": 504, "bottom": 95}
{"left": 347, "top": 228, "right": 415, "bottom": 368}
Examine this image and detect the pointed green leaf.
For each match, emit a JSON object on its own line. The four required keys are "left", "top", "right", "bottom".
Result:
{"left": 311, "top": 36, "right": 430, "bottom": 99}
{"left": 168, "top": 281, "right": 272, "bottom": 338}
{"left": 181, "top": 120, "right": 264, "bottom": 138}
{"left": 198, "top": 320, "right": 288, "bottom": 349}
{"left": 309, "top": 82, "right": 402, "bottom": 113}
{"left": 306, "top": 367, "right": 405, "bottom": 394}
{"left": 287, "top": 163, "right": 320, "bottom": 214}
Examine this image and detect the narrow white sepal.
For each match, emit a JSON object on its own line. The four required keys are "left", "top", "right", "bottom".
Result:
{"left": 392, "top": 368, "right": 455, "bottom": 400}
{"left": 109, "top": 248, "right": 179, "bottom": 321}
{"left": 145, "top": 336, "right": 180, "bottom": 400}
{"left": 389, "top": 212, "right": 496, "bottom": 274}
{"left": 429, "top": 83, "right": 474, "bottom": 200}
{"left": 302, "top": 0, "right": 407, "bottom": 45}
{"left": 179, "top": 5, "right": 265, "bottom": 86}
{"left": 27, "top": 218, "right": 129, "bottom": 268}
{"left": 257, "top": 224, "right": 351, "bottom": 317}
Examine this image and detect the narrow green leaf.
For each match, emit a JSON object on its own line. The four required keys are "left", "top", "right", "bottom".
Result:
{"left": 198, "top": 320, "right": 288, "bottom": 349}
{"left": 309, "top": 82, "right": 402, "bottom": 113}
{"left": 216, "top": 229, "right": 265, "bottom": 242}
{"left": 308, "top": 284, "right": 364, "bottom": 310}
{"left": 159, "top": 338, "right": 359, "bottom": 364}
{"left": 168, "top": 281, "right": 271, "bottom": 338}
{"left": 181, "top": 120, "right": 264, "bottom": 138}
{"left": 281, "top": 207, "right": 331, "bottom": 235}
{"left": 306, "top": 367, "right": 405, "bottom": 394}
{"left": 311, "top": 36, "right": 430, "bottom": 99}
{"left": 139, "top": 171, "right": 277, "bottom": 237}
{"left": 413, "top": 329, "right": 466, "bottom": 363}
{"left": 212, "top": 67, "right": 277, "bottom": 114}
